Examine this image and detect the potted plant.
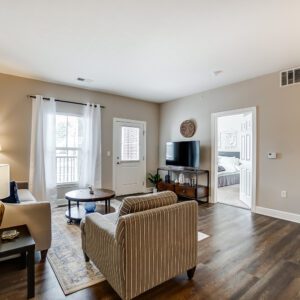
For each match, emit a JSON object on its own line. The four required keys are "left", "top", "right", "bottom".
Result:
{"left": 147, "top": 173, "right": 162, "bottom": 193}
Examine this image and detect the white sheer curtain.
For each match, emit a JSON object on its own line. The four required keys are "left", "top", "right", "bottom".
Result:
{"left": 79, "top": 103, "right": 102, "bottom": 189}
{"left": 29, "top": 95, "right": 57, "bottom": 202}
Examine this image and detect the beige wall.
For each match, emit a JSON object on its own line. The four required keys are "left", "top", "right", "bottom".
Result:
{"left": 0, "top": 73, "right": 160, "bottom": 189}
{"left": 160, "top": 72, "right": 300, "bottom": 214}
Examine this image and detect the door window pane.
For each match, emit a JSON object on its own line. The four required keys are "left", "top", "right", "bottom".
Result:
{"left": 121, "top": 126, "right": 140, "bottom": 161}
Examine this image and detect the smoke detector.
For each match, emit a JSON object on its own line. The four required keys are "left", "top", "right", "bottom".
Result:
{"left": 213, "top": 70, "right": 223, "bottom": 76}
{"left": 76, "top": 77, "right": 93, "bottom": 83}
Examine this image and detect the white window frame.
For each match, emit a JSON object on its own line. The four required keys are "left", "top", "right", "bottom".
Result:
{"left": 56, "top": 113, "right": 82, "bottom": 186}
{"left": 120, "top": 125, "right": 141, "bottom": 162}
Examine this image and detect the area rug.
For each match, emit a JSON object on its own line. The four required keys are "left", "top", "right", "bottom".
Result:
{"left": 48, "top": 200, "right": 210, "bottom": 295}
{"left": 47, "top": 200, "right": 121, "bottom": 295}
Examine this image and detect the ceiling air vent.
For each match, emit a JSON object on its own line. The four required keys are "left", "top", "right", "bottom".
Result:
{"left": 280, "top": 67, "right": 300, "bottom": 87}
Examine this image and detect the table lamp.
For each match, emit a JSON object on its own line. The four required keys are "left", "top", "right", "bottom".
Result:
{"left": 0, "top": 164, "right": 10, "bottom": 199}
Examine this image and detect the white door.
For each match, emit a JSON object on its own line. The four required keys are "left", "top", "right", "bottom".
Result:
{"left": 113, "top": 119, "right": 146, "bottom": 196}
{"left": 240, "top": 113, "right": 252, "bottom": 208}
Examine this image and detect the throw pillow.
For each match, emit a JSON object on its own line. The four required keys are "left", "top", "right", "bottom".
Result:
{"left": 1, "top": 181, "right": 20, "bottom": 203}
{"left": 218, "top": 165, "right": 226, "bottom": 172}
{"left": 0, "top": 201, "right": 4, "bottom": 226}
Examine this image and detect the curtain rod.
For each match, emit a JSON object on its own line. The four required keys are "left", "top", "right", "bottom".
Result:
{"left": 28, "top": 95, "right": 105, "bottom": 109}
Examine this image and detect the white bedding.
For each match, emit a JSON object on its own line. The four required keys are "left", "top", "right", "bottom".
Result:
{"left": 218, "top": 170, "right": 240, "bottom": 177}
{"left": 218, "top": 155, "right": 240, "bottom": 173}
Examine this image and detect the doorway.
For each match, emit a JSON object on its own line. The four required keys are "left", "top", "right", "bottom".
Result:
{"left": 113, "top": 118, "right": 146, "bottom": 196}
{"left": 211, "top": 107, "right": 256, "bottom": 211}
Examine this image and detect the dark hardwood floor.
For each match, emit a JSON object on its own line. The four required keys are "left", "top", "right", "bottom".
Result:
{"left": 0, "top": 203, "right": 299, "bottom": 299}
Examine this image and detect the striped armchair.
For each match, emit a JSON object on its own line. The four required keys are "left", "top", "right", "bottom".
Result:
{"left": 81, "top": 191, "right": 198, "bottom": 300}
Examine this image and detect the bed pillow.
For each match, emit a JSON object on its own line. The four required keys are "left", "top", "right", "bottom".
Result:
{"left": 218, "top": 156, "right": 238, "bottom": 172}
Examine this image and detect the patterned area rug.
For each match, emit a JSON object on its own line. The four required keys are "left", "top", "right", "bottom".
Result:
{"left": 47, "top": 200, "right": 121, "bottom": 295}
{"left": 48, "top": 199, "right": 210, "bottom": 295}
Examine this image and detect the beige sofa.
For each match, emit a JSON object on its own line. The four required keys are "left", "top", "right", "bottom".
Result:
{"left": 0, "top": 185, "right": 51, "bottom": 261}
{"left": 81, "top": 191, "right": 198, "bottom": 300}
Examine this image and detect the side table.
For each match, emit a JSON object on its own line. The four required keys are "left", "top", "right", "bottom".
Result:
{"left": 65, "top": 188, "right": 115, "bottom": 224}
{"left": 0, "top": 225, "right": 35, "bottom": 298}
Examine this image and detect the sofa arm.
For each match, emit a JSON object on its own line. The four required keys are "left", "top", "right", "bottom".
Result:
{"left": 82, "top": 213, "right": 125, "bottom": 298}
{"left": 1, "top": 202, "right": 51, "bottom": 251}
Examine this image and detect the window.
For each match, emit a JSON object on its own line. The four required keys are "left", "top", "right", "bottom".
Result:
{"left": 56, "top": 114, "right": 82, "bottom": 184}
{"left": 121, "top": 126, "right": 140, "bottom": 161}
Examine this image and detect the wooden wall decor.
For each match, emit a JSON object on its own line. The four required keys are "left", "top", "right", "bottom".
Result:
{"left": 180, "top": 120, "right": 196, "bottom": 137}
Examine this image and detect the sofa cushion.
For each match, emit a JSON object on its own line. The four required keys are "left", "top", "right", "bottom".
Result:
{"left": 17, "top": 189, "right": 36, "bottom": 203}
{"left": 118, "top": 191, "right": 177, "bottom": 220}
{"left": 103, "top": 212, "right": 119, "bottom": 224}
{"left": 2, "top": 181, "right": 20, "bottom": 203}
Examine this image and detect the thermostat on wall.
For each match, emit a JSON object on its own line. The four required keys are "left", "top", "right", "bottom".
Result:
{"left": 268, "top": 152, "right": 277, "bottom": 159}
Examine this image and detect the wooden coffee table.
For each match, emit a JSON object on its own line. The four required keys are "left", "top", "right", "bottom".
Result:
{"left": 65, "top": 189, "right": 115, "bottom": 224}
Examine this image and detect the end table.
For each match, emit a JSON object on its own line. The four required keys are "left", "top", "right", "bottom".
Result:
{"left": 0, "top": 225, "right": 35, "bottom": 298}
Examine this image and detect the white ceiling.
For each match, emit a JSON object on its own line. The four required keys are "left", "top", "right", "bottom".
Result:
{"left": 0, "top": 1, "right": 299, "bottom": 103}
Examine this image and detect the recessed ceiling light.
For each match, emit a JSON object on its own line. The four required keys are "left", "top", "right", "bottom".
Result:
{"left": 213, "top": 70, "right": 223, "bottom": 76}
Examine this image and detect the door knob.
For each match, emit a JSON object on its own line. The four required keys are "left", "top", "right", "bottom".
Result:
{"left": 117, "top": 162, "right": 120, "bottom": 164}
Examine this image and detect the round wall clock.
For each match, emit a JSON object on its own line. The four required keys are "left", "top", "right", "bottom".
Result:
{"left": 180, "top": 120, "right": 196, "bottom": 138}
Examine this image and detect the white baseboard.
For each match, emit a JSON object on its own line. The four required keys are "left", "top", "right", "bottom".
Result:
{"left": 144, "top": 187, "right": 153, "bottom": 193}
{"left": 255, "top": 206, "right": 300, "bottom": 223}
{"left": 55, "top": 198, "right": 68, "bottom": 207}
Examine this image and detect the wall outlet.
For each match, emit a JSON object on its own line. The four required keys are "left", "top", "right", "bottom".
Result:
{"left": 281, "top": 190, "right": 287, "bottom": 198}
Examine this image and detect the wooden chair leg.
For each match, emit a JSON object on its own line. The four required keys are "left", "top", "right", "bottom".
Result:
{"left": 187, "top": 266, "right": 196, "bottom": 279}
{"left": 40, "top": 250, "right": 48, "bottom": 262}
{"left": 84, "top": 252, "right": 90, "bottom": 262}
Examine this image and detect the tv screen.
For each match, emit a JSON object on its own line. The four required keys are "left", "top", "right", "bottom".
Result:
{"left": 166, "top": 141, "right": 200, "bottom": 168}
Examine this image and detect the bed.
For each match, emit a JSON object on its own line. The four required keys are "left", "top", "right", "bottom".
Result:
{"left": 218, "top": 151, "right": 240, "bottom": 188}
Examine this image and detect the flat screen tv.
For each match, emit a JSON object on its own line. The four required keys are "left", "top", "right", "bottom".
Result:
{"left": 166, "top": 141, "right": 200, "bottom": 168}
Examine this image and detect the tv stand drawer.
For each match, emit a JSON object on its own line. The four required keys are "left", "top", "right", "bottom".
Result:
{"left": 175, "top": 185, "right": 196, "bottom": 198}
{"left": 157, "top": 181, "right": 175, "bottom": 192}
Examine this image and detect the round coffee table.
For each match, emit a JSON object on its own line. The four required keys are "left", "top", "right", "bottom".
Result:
{"left": 65, "top": 189, "right": 115, "bottom": 224}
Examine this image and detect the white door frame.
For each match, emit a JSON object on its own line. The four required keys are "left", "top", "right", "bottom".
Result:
{"left": 211, "top": 107, "right": 257, "bottom": 212}
{"left": 112, "top": 118, "right": 147, "bottom": 195}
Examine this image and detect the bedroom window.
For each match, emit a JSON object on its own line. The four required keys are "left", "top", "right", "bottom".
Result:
{"left": 56, "top": 114, "right": 82, "bottom": 184}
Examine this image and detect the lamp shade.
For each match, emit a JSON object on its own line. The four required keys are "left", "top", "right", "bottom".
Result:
{"left": 0, "top": 164, "right": 10, "bottom": 199}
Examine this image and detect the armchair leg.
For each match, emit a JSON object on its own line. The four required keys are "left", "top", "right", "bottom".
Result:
{"left": 40, "top": 250, "right": 48, "bottom": 262}
{"left": 84, "top": 252, "right": 90, "bottom": 262}
{"left": 187, "top": 266, "right": 196, "bottom": 280}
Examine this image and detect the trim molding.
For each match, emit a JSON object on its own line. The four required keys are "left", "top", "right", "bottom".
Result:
{"left": 144, "top": 187, "right": 153, "bottom": 193}
{"left": 54, "top": 198, "right": 68, "bottom": 207}
{"left": 255, "top": 206, "right": 300, "bottom": 223}
{"left": 112, "top": 118, "right": 147, "bottom": 196}
{"left": 211, "top": 106, "right": 257, "bottom": 212}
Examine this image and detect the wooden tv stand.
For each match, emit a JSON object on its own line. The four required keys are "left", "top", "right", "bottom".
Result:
{"left": 156, "top": 166, "right": 209, "bottom": 203}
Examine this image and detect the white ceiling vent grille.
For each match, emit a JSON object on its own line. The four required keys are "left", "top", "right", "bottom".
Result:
{"left": 280, "top": 67, "right": 300, "bottom": 87}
